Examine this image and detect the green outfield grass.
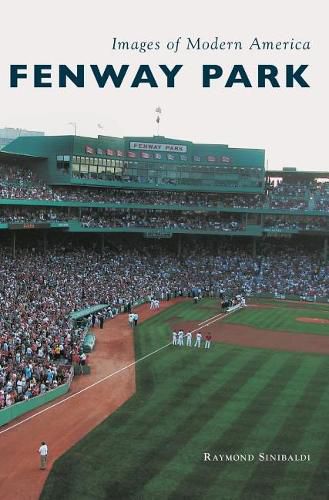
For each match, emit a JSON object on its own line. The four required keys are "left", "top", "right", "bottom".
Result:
{"left": 41, "top": 301, "right": 329, "bottom": 500}
{"left": 224, "top": 303, "right": 329, "bottom": 336}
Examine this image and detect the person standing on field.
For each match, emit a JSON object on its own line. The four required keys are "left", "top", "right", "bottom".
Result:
{"left": 205, "top": 333, "right": 212, "bottom": 349}
{"left": 178, "top": 329, "right": 184, "bottom": 347}
{"left": 38, "top": 441, "right": 48, "bottom": 470}
{"left": 194, "top": 331, "right": 202, "bottom": 348}
{"left": 99, "top": 315, "right": 104, "bottom": 329}
{"left": 186, "top": 331, "right": 192, "bottom": 347}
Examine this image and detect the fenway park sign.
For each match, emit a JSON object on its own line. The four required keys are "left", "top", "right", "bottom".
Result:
{"left": 129, "top": 141, "right": 187, "bottom": 153}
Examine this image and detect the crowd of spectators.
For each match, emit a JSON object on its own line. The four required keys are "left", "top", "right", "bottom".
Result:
{"left": 0, "top": 181, "right": 264, "bottom": 208}
{"left": 0, "top": 207, "right": 245, "bottom": 232}
{"left": 313, "top": 182, "right": 329, "bottom": 211}
{"left": 80, "top": 211, "right": 245, "bottom": 232}
{"left": 2, "top": 164, "right": 329, "bottom": 216}
{"left": 1, "top": 239, "right": 329, "bottom": 410}
{"left": 2, "top": 205, "right": 329, "bottom": 234}
{"left": 267, "top": 180, "right": 310, "bottom": 210}
{"left": 0, "top": 164, "right": 41, "bottom": 184}
{"left": 264, "top": 216, "right": 329, "bottom": 232}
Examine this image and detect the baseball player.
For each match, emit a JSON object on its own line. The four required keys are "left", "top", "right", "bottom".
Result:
{"left": 194, "top": 331, "right": 202, "bottom": 348}
{"left": 172, "top": 331, "right": 177, "bottom": 346}
{"left": 205, "top": 333, "right": 212, "bottom": 349}
{"left": 178, "top": 329, "right": 184, "bottom": 346}
{"left": 186, "top": 331, "right": 192, "bottom": 347}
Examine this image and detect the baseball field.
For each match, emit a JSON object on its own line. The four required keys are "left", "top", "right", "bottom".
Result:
{"left": 41, "top": 299, "right": 329, "bottom": 500}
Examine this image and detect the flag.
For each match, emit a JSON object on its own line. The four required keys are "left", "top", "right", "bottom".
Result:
{"left": 97, "top": 123, "right": 104, "bottom": 129}
{"left": 180, "top": 154, "right": 187, "bottom": 161}
{"left": 156, "top": 115, "right": 160, "bottom": 124}
{"left": 155, "top": 153, "right": 162, "bottom": 160}
{"left": 128, "top": 151, "right": 137, "bottom": 158}
{"left": 207, "top": 155, "right": 216, "bottom": 162}
{"left": 141, "top": 151, "right": 152, "bottom": 159}
{"left": 221, "top": 155, "right": 232, "bottom": 164}
{"left": 85, "top": 146, "right": 95, "bottom": 154}
{"left": 96, "top": 148, "right": 104, "bottom": 155}
{"left": 167, "top": 154, "right": 175, "bottom": 160}
{"left": 193, "top": 155, "right": 201, "bottom": 162}
{"left": 106, "top": 149, "right": 114, "bottom": 156}
{"left": 155, "top": 106, "right": 162, "bottom": 114}
{"left": 117, "top": 150, "right": 123, "bottom": 157}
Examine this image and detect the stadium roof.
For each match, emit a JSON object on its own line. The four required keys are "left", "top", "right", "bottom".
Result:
{"left": 0, "top": 150, "right": 47, "bottom": 161}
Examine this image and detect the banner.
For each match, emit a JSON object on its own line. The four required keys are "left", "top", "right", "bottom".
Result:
{"left": 130, "top": 141, "right": 187, "bottom": 153}
{"left": 85, "top": 145, "right": 95, "bottom": 154}
{"left": 141, "top": 151, "right": 152, "bottom": 159}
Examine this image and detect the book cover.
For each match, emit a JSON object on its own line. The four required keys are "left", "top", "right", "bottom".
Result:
{"left": 0, "top": 1, "right": 327, "bottom": 499}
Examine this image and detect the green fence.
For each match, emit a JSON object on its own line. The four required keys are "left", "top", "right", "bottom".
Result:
{"left": 0, "top": 368, "right": 73, "bottom": 427}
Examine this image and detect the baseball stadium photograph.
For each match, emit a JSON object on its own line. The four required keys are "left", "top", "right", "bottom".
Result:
{"left": 0, "top": 132, "right": 328, "bottom": 499}
{"left": 0, "top": 1, "right": 327, "bottom": 499}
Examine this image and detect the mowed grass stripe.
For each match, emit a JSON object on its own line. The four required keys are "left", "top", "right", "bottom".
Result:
{"left": 42, "top": 349, "right": 270, "bottom": 500}
{"left": 102, "top": 350, "right": 272, "bottom": 499}
{"left": 240, "top": 359, "right": 329, "bottom": 500}
{"left": 204, "top": 354, "right": 328, "bottom": 500}
{"left": 110, "top": 347, "right": 241, "bottom": 439}
{"left": 274, "top": 395, "right": 329, "bottom": 500}
{"left": 109, "top": 307, "right": 234, "bottom": 435}
{"left": 163, "top": 354, "right": 303, "bottom": 500}
{"left": 306, "top": 431, "right": 329, "bottom": 499}
{"left": 142, "top": 350, "right": 292, "bottom": 500}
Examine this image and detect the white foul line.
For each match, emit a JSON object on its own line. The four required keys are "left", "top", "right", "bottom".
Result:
{"left": 198, "top": 312, "right": 223, "bottom": 326}
{"left": 0, "top": 306, "right": 241, "bottom": 435}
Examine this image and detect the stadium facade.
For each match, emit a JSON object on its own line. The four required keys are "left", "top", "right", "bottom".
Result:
{"left": 0, "top": 133, "right": 328, "bottom": 258}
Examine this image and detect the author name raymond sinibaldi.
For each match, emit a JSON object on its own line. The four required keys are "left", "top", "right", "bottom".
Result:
{"left": 203, "top": 452, "right": 311, "bottom": 463}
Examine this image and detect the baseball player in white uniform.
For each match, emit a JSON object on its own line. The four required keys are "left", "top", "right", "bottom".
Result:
{"left": 194, "top": 332, "right": 202, "bottom": 348}
{"left": 172, "top": 331, "right": 177, "bottom": 346}
{"left": 186, "top": 331, "right": 192, "bottom": 347}
{"left": 178, "top": 329, "right": 184, "bottom": 346}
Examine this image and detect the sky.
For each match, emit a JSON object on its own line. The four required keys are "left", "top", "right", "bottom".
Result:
{"left": 0, "top": 0, "right": 327, "bottom": 171}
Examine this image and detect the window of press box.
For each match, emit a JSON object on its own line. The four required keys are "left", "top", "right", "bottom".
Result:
{"left": 56, "top": 155, "right": 70, "bottom": 172}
